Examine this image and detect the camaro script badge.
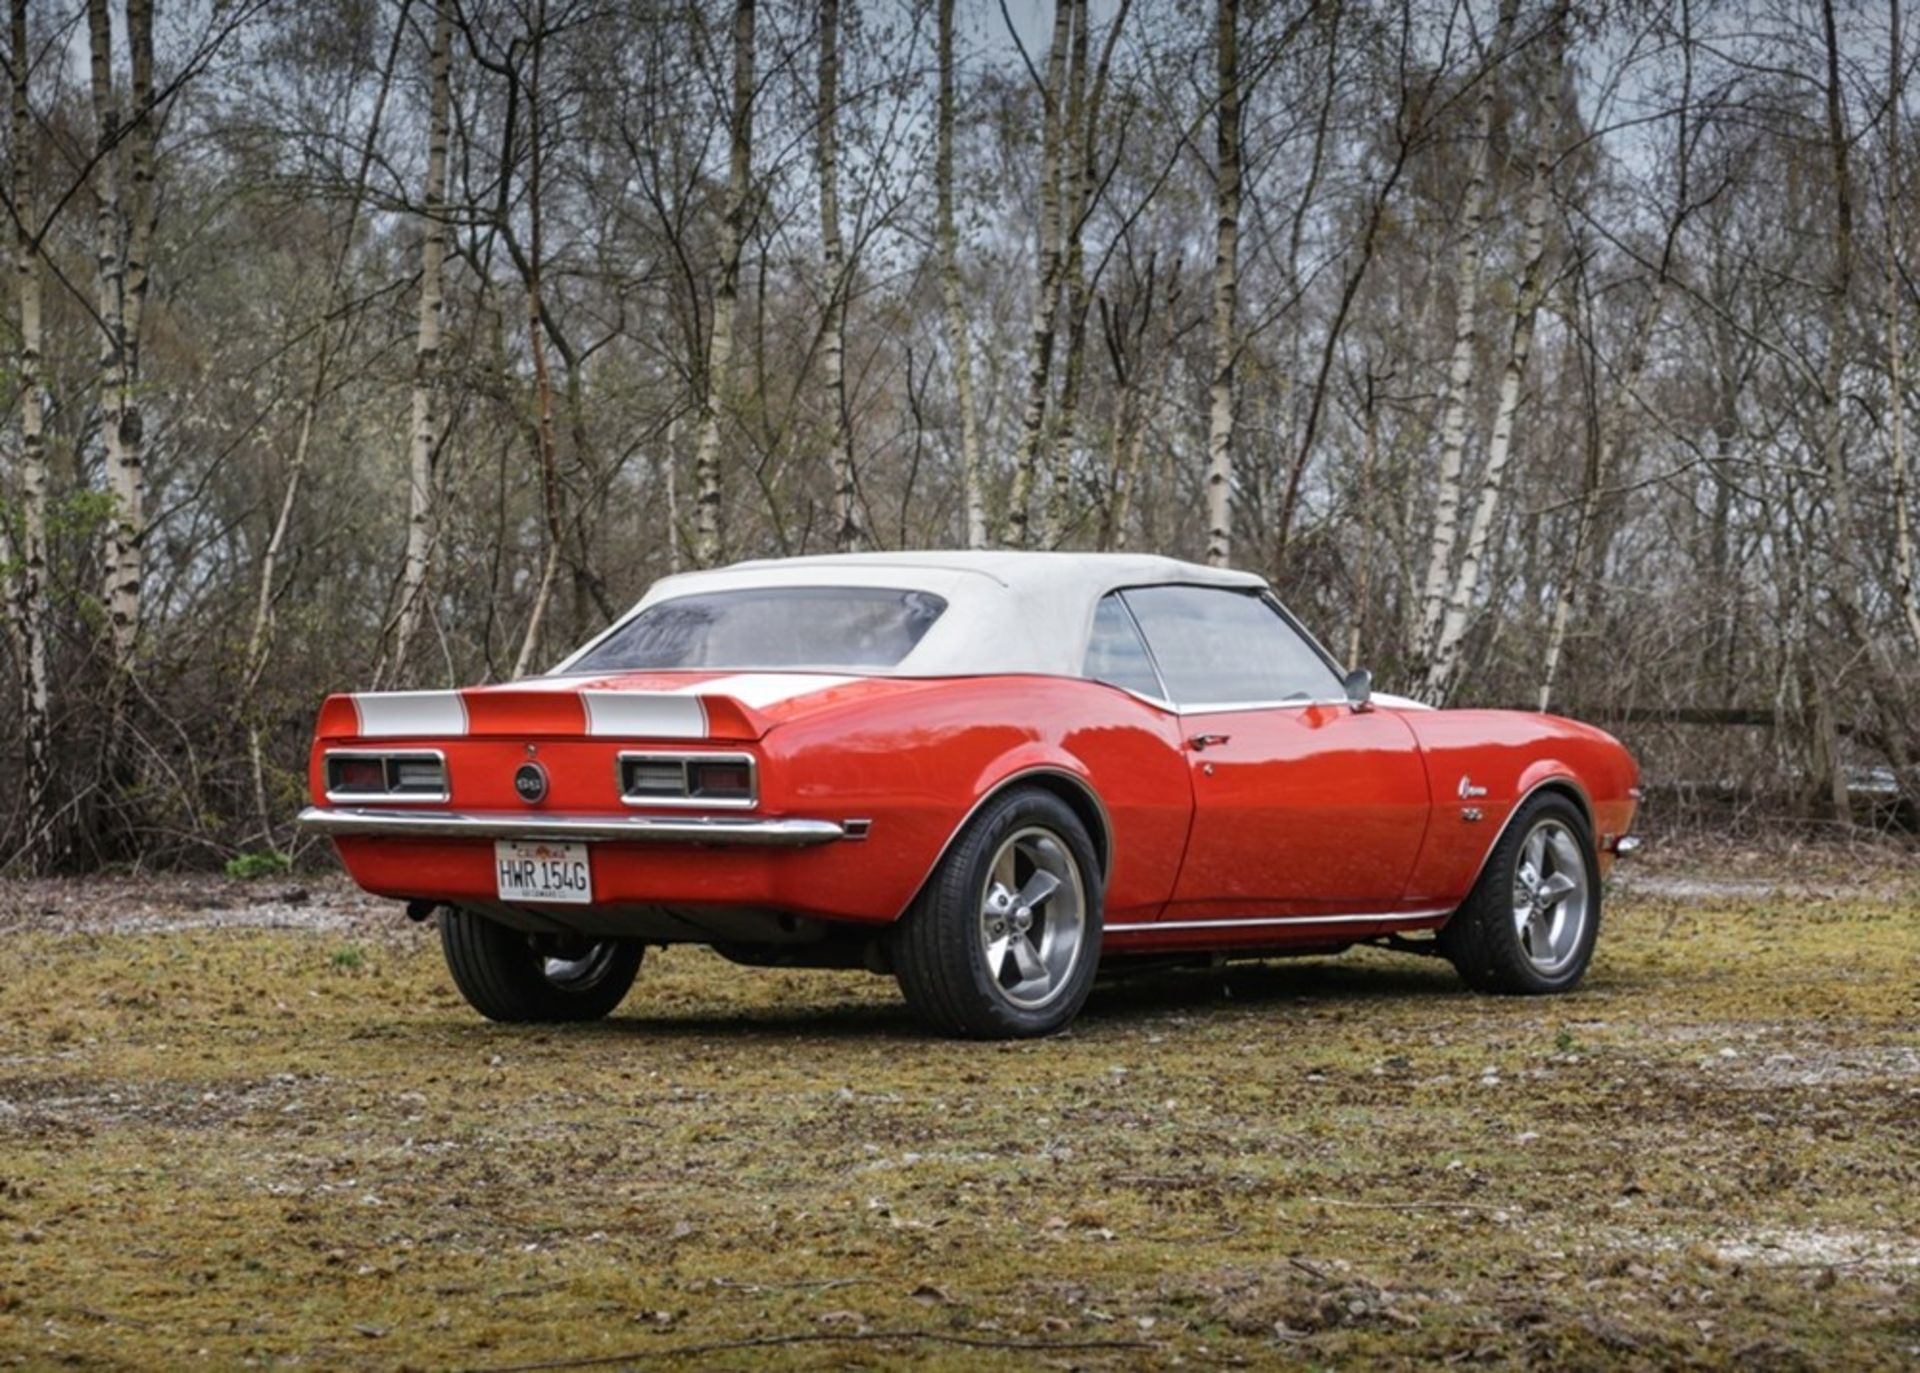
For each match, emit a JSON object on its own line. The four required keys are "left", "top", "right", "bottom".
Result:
{"left": 514, "top": 762, "right": 549, "bottom": 805}
{"left": 1457, "top": 776, "right": 1488, "bottom": 800}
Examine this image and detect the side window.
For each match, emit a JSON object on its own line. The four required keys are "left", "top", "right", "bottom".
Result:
{"left": 1121, "top": 586, "right": 1343, "bottom": 707}
{"left": 1082, "top": 593, "right": 1165, "bottom": 699}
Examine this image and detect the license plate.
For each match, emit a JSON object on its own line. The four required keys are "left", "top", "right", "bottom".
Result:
{"left": 494, "top": 840, "right": 592, "bottom": 904}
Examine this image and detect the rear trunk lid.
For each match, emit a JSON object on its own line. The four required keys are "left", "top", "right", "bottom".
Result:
{"left": 315, "top": 672, "right": 877, "bottom": 743}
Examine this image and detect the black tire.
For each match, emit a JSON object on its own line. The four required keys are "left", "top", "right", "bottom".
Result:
{"left": 892, "top": 787, "right": 1104, "bottom": 1039}
{"left": 439, "top": 909, "right": 642, "bottom": 1022}
{"left": 1441, "top": 791, "right": 1600, "bottom": 995}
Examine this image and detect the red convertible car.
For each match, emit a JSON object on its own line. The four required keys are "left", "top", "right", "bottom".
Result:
{"left": 300, "top": 552, "right": 1639, "bottom": 1038}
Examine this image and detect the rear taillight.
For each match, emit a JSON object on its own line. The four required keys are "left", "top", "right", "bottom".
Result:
{"left": 618, "top": 752, "right": 757, "bottom": 809}
{"left": 689, "top": 760, "right": 752, "bottom": 798}
{"left": 325, "top": 751, "right": 449, "bottom": 802}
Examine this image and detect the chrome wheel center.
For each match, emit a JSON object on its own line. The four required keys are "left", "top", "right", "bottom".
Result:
{"left": 1511, "top": 819, "right": 1591, "bottom": 975}
{"left": 541, "top": 941, "right": 620, "bottom": 990}
{"left": 978, "top": 827, "right": 1086, "bottom": 1011}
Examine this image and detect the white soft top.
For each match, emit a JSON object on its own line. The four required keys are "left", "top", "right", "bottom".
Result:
{"left": 554, "top": 550, "right": 1270, "bottom": 678}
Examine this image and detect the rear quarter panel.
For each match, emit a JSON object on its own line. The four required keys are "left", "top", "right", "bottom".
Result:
{"left": 760, "top": 676, "right": 1194, "bottom": 924}
{"left": 1396, "top": 709, "right": 1639, "bottom": 908}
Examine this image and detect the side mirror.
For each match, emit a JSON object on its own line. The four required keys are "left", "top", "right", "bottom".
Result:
{"left": 1343, "top": 667, "right": 1374, "bottom": 712}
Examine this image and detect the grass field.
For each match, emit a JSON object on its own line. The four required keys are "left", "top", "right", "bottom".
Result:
{"left": 2, "top": 847, "right": 1916, "bottom": 1370}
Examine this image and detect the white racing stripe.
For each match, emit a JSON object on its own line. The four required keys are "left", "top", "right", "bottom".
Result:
{"left": 581, "top": 691, "right": 708, "bottom": 738}
{"left": 353, "top": 674, "right": 856, "bottom": 740}
{"left": 352, "top": 691, "right": 469, "bottom": 738}
{"left": 684, "top": 673, "right": 858, "bottom": 709}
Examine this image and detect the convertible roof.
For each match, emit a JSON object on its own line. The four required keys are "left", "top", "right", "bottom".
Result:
{"left": 555, "top": 551, "right": 1270, "bottom": 679}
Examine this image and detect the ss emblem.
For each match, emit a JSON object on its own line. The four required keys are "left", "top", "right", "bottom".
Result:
{"left": 513, "top": 762, "right": 549, "bottom": 805}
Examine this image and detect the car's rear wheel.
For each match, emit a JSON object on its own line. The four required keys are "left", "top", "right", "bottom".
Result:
{"left": 440, "top": 909, "right": 642, "bottom": 1022}
{"left": 1441, "top": 792, "right": 1599, "bottom": 994}
{"left": 892, "top": 787, "right": 1103, "bottom": 1038}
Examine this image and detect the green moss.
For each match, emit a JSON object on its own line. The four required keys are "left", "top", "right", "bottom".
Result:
{"left": 0, "top": 878, "right": 1914, "bottom": 1368}
{"left": 224, "top": 852, "right": 293, "bottom": 881}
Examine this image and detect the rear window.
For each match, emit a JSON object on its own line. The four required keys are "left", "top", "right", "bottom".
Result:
{"left": 569, "top": 587, "right": 948, "bottom": 672}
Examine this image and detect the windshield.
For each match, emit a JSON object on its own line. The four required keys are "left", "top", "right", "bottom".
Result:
{"left": 568, "top": 586, "right": 948, "bottom": 673}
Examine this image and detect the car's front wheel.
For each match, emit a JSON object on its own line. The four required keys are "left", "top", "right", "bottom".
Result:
{"left": 440, "top": 910, "right": 643, "bottom": 1022}
{"left": 1441, "top": 792, "right": 1600, "bottom": 994}
{"left": 892, "top": 787, "right": 1103, "bottom": 1038}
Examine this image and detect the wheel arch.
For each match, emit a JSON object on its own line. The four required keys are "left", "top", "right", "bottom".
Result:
{"left": 1459, "top": 771, "right": 1596, "bottom": 897}
{"left": 898, "top": 765, "right": 1113, "bottom": 919}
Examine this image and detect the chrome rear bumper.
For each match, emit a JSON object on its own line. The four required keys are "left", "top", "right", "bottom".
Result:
{"left": 1611, "top": 834, "right": 1643, "bottom": 856}
{"left": 297, "top": 806, "right": 848, "bottom": 847}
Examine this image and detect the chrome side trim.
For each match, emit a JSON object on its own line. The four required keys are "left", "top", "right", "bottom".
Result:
{"left": 1106, "top": 908, "right": 1451, "bottom": 935}
{"left": 297, "top": 807, "right": 844, "bottom": 846}
{"left": 1177, "top": 697, "right": 1357, "bottom": 717}
{"left": 322, "top": 748, "right": 451, "bottom": 805}
{"left": 616, "top": 750, "right": 758, "bottom": 810}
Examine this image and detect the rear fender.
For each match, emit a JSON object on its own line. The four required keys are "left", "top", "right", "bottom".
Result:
{"left": 899, "top": 757, "right": 1114, "bottom": 920}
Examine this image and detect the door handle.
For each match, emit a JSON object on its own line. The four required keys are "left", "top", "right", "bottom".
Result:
{"left": 1187, "top": 733, "right": 1231, "bottom": 751}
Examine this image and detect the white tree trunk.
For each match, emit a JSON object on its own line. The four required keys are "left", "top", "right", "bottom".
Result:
{"left": 1002, "top": 0, "right": 1073, "bottom": 549}
{"left": 819, "top": 0, "right": 860, "bottom": 552}
{"left": 388, "top": 0, "right": 456, "bottom": 685}
{"left": 1040, "top": 0, "right": 1096, "bottom": 549}
{"left": 1203, "top": 0, "right": 1240, "bottom": 567}
{"left": 1412, "top": 0, "right": 1519, "bottom": 661}
{"left": 936, "top": 0, "right": 986, "bottom": 550}
{"left": 9, "top": 0, "right": 52, "bottom": 869}
{"left": 513, "top": 0, "right": 564, "bottom": 680}
{"left": 693, "top": 0, "right": 755, "bottom": 567}
{"left": 1810, "top": 0, "right": 1858, "bottom": 817}
{"left": 1424, "top": 3, "right": 1566, "bottom": 702}
{"left": 87, "top": 0, "right": 136, "bottom": 680}
{"left": 1890, "top": 0, "right": 1920, "bottom": 653}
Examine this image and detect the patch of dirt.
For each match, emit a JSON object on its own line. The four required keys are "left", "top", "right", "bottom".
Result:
{"left": 0, "top": 1073, "right": 329, "bottom": 1135}
{"left": 0, "top": 873, "right": 399, "bottom": 936}
{"left": 1697, "top": 1045, "right": 1920, "bottom": 1090}
{"left": 1711, "top": 1229, "right": 1920, "bottom": 1271}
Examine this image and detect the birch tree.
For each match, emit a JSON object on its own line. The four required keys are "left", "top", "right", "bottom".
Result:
{"left": 1203, "top": 0, "right": 1240, "bottom": 567}
{"left": 1002, "top": 0, "right": 1074, "bottom": 549}
{"left": 1814, "top": 0, "right": 1860, "bottom": 643}
{"left": 1888, "top": 0, "right": 1920, "bottom": 653}
{"left": 935, "top": 0, "right": 986, "bottom": 549}
{"left": 88, "top": 0, "right": 153, "bottom": 687}
{"left": 692, "top": 0, "right": 755, "bottom": 567}
{"left": 817, "top": 0, "right": 855, "bottom": 552}
{"left": 819, "top": 0, "right": 859, "bottom": 552}
{"left": 1411, "top": 0, "right": 1519, "bottom": 661}
{"left": 1045, "top": 0, "right": 1129, "bottom": 548}
{"left": 1424, "top": 0, "right": 1568, "bottom": 701}
{"left": 386, "top": 0, "right": 457, "bottom": 685}
{"left": 512, "top": 0, "right": 565, "bottom": 678}
{"left": 7, "top": 0, "right": 51, "bottom": 870}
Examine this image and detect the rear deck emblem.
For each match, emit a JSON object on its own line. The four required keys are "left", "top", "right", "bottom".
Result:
{"left": 514, "top": 762, "right": 549, "bottom": 805}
